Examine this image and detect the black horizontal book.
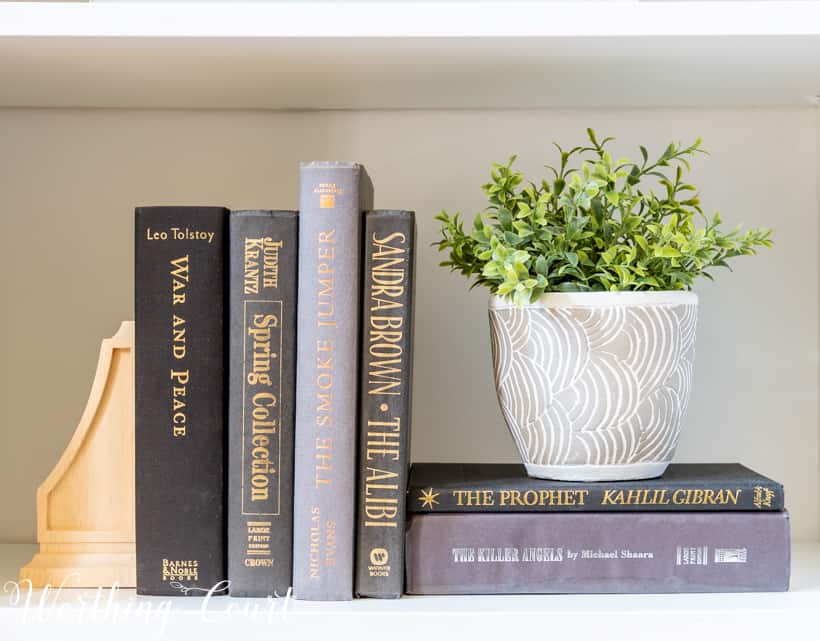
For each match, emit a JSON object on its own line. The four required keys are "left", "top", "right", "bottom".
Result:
{"left": 408, "top": 463, "right": 784, "bottom": 513}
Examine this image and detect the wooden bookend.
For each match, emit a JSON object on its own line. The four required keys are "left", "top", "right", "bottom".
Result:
{"left": 19, "top": 321, "right": 136, "bottom": 588}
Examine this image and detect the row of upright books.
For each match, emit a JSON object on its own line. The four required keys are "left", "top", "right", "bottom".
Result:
{"left": 135, "top": 162, "right": 416, "bottom": 599}
{"left": 134, "top": 160, "right": 789, "bottom": 600}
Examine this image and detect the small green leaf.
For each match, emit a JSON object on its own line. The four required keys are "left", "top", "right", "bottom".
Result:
{"left": 516, "top": 203, "right": 532, "bottom": 219}
{"left": 498, "top": 208, "right": 513, "bottom": 229}
{"left": 504, "top": 231, "right": 522, "bottom": 246}
{"left": 654, "top": 246, "right": 681, "bottom": 258}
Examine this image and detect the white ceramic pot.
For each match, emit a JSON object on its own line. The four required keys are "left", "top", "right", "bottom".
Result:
{"left": 489, "top": 291, "right": 698, "bottom": 481}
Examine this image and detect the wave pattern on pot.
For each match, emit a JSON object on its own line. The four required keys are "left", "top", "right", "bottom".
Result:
{"left": 489, "top": 302, "right": 697, "bottom": 468}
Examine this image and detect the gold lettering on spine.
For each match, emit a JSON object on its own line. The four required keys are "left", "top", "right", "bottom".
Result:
{"left": 368, "top": 232, "right": 407, "bottom": 396}
{"left": 753, "top": 486, "right": 773, "bottom": 509}
{"left": 497, "top": 488, "right": 589, "bottom": 507}
{"left": 429, "top": 484, "right": 745, "bottom": 509}
{"left": 241, "top": 233, "right": 284, "bottom": 533}
{"left": 313, "top": 227, "right": 337, "bottom": 493}
{"left": 245, "top": 521, "right": 273, "bottom": 566}
{"left": 363, "top": 229, "right": 408, "bottom": 532}
{"left": 306, "top": 184, "right": 348, "bottom": 578}
{"left": 169, "top": 255, "right": 190, "bottom": 437}
{"left": 317, "top": 230, "right": 336, "bottom": 328}
{"left": 244, "top": 237, "right": 283, "bottom": 295}
{"left": 309, "top": 506, "right": 321, "bottom": 578}
{"left": 599, "top": 487, "right": 741, "bottom": 506}
{"left": 249, "top": 391, "right": 277, "bottom": 502}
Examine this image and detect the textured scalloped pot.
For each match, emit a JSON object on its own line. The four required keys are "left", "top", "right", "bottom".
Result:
{"left": 488, "top": 291, "right": 698, "bottom": 482}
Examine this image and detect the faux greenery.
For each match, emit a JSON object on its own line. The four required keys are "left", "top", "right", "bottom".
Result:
{"left": 436, "top": 129, "right": 772, "bottom": 306}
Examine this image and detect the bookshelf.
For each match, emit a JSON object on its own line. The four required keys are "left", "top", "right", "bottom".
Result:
{"left": 0, "top": 1, "right": 819, "bottom": 109}
{"left": 0, "top": 1, "right": 819, "bottom": 635}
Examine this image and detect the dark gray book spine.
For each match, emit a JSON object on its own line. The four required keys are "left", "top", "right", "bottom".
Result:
{"left": 293, "top": 162, "right": 373, "bottom": 600}
{"left": 406, "top": 512, "right": 791, "bottom": 594}
{"left": 355, "top": 211, "right": 416, "bottom": 598}
{"left": 135, "top": 206, "right": 228, "bottom": 596}
{"left": 228, "top": 210, "right": 298, "bottom": 598}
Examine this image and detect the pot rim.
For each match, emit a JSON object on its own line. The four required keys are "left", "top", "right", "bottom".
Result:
{"left": 490, "top": 290, "right": 698, "bottom": 309}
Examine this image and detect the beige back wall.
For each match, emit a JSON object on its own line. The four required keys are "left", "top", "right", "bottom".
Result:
{"left": 1, "top": 107, "right": 817, "bottom": 542}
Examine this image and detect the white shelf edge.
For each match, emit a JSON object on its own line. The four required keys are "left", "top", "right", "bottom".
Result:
{"left": 1, "top": 1, "right": 820, "bottom": 39}
{"left": 0, "top": 542, "right": 818, "bottom": 612}
{"left": 1, "top": 543, "right": 819, "bottom": 640}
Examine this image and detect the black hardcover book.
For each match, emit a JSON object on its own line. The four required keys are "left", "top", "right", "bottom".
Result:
{"left": 355, "top": 211, "right": 417, "bottom": 598}
{"left": 228, "top": 210, "right": 298, "bottom": 597}
{"left": 135, "top": 206, "right": 228, "bottom": 596}
{"left": 408, "top": 463, "right": 784, "bottom": 513}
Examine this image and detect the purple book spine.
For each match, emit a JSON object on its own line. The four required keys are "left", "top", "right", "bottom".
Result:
{"left": 406, "top": 512, "right": 790, "bottom": 594}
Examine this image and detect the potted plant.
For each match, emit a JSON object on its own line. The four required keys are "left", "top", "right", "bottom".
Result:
{"left": 436, "top": 129, "right": 771, "bottom": 481}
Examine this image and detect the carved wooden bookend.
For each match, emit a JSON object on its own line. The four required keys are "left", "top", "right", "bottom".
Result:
{"left": 20, "top": 321, "right": 136, "bottom": 588}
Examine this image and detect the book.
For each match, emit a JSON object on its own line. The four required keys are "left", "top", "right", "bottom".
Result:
{"left": 355, "top": 210, "right": 417, "bottom": 598}
{"left": 408, "top": 463, "right": 784, "bottom": 513}
{"left": 134, "top": 206, "right": 228, "bottom": 596}
{"left": 227, "top": 210, "right": 298, "bottom": 598}
{"left": 405, "top": 511, "right": 791, "bottom": 594}
{"left": 292, "top": 162, "right": 374, "bottom": 601}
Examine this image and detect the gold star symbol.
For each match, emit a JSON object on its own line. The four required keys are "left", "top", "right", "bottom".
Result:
{"left": 418, "top": 487, "right": 440, "bottom": 510}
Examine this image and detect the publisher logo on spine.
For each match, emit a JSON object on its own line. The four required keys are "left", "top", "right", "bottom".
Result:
{"left": 753, "top": 486, "right": 775, "bottom": 509}
{"left": 370, "top": 548, "right": 389, "bottom": 566}
{"left": 715, "top": 548, "right": 748, "bottom": 563}
{"left": 162, "top": 558, "right": 199, "bottom": 582}
{"left": 368, "top": 548, "right": 391, "bottom": 577}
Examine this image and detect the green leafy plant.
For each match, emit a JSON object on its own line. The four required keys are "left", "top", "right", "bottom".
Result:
{"left": 436, "top": 129, "right": 772, "bottom": 306}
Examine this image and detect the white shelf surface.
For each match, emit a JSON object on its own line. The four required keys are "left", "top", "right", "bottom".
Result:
{"left": 1, "top": 543, "right": 819, "bottom": 640}
{"left": 0, "top": 1, "right": 819, "bottom": 109}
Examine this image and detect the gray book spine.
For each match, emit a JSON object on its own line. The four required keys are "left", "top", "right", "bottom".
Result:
{"left": 355, "top": 211, "right": 416, "bottom": 598}
{"left": 228, "top": 210, "right": 298, "bottom": 597}
{"left": 293, "top": 162, "right": 373, "bottom": 600}
{"left": 406, "top": 512, "right": 791, "bottom": 594}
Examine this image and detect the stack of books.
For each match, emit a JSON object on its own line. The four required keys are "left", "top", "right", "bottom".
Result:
{"left": 134, "top": 162, "right": 416, "bottom": 600}
{"left": 404, "top": 463, "right": 790, "bottom": 593}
